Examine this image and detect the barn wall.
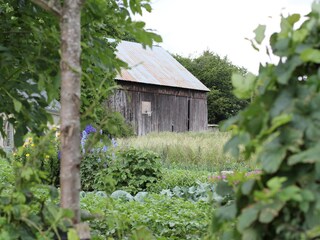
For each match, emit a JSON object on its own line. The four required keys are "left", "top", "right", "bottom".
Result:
{"left": 108, "top": 81, "right": 208, "bottom": 135}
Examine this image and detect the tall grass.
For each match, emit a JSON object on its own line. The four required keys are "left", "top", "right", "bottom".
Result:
{"left": 118, "top": 131, "right": 256, "bottom": 172}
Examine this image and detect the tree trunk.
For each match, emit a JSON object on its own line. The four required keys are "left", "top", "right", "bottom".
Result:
{"left": 60, "top": 0, "right": 83, "bottom": 224}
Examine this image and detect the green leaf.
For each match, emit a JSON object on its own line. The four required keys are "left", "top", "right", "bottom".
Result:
{"left": 280, "top": 127, "right": 303, "bottom": 152}
{"left": 131, "top": 226, "right": 155, "bottom": 240}
{"left": 293, "top": 28, "right": 308, "bottom": 43}
{"left": 288, "top": 145, "right": 320, "bottom": 165}
{"left": 279, "top": 186, "right": 301, "bottom": 202}
{"left": 266, "top": 177, "right": 286, "bottom": 191}
{"left": 258, "top": 142, "right": 286, "bottom": 174}
{"left": 259, "top": 201, "right": 284, "bottom": 223}
{"left": 215, "top": 203, "right": 237, "bottom": 220}
{"left": 307, "top": 225, "right": 320, "bottom": 239}
{"left": 242, "top": 228, "right": 261, "bottom": 240}
{"left": 241, "top": 179, "right": 255, "bottom": 195}
{"left": 237, "top": 205, "right": 260, "bottom": 232}
{"left": 300, "top": 49, "right": 320, "bottom": 63}
{"left": 254, "top": 25, "right": 266, "bottom": 44}
{"left": 216, "top": 181, "right": 234, "bottom": 197}
{"left": 269, "top": 114, "right": 292, "bottom": 133}
{"left": 21, "top": 167, "right": 33, "bottom": 181}
{"left": 13, "top": 99, "right": 22, "bottom": 113}
{"left": 67, "top": 229, "right": 79, "bottom": 240}
{"left": 287, "top": 14, "right": 300, "bottom": 26}
{"left": 142, "top": 3, "right": 152, "bottom": 12}
{"left": 232, "top": 73, "right": 256, "bottom": 99}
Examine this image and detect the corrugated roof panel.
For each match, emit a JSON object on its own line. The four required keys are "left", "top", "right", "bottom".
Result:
{"left": 115, "top": 41, "right": 209, "bottom": 92}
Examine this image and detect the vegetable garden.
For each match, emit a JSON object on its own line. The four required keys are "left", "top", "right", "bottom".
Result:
{"left": 1, "top": 1, "right": 320, "bottom": 239}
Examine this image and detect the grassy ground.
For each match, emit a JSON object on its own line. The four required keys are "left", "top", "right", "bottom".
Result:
{"left": 118, "top": 131, "right": 256, "bottom": 172}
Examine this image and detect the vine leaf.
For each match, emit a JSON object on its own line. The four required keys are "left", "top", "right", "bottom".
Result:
{"left": 300, "top": 48, "right": 320, "bottom": 63}
{"left": 237, "top": 205, "right": 260, "bottom": 232}
{"left": 232, "top": 72, "right": 256, "bottom": 99}
{"left": 258, "top": 141, "right": 287, "bottom": 173}
{"left": 288, "top": 145, "right": 320, "bottom": 165}
{"left": 254, "top": 24, "right": 266, "bottom": 44}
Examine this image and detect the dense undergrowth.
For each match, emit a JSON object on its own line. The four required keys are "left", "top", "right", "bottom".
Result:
{"left": 1, "top": 129, "right": 256, "bottom": 239}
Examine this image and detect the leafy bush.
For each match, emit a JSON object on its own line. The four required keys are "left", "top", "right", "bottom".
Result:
{"left": 80, "top": 147, "right": 113, "bottom": 192}
{"left": 80, "top": 192, "right": 210, "bottom": 240}
{"left": 213, "top": 5, "right": 320, "bottom": 239}
{"left": 107, "top": 148, "right": 162, "bottom": 194}
{"left": 79, "top": 124, "right": 117, "bottom": 192}
{"left": 0, "top": 154, "right": 73, "bottom": 239}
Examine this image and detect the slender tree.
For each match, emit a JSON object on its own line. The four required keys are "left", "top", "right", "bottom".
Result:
{"left": 59, "top": 0, "right": 83, "bottom": 224}
{"left": 29, "top": 0, "right": 161, "bottom": 228}
{"left": 31, "top": 0, "right": 83, "bottom": 224}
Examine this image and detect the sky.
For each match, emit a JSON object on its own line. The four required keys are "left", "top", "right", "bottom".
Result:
{"left": 138, "top": 0, "right": 315, "bottom": 73}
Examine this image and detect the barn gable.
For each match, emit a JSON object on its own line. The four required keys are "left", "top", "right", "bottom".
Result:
{"left": 109, "top": 40, "right": 209, "bottom": 135}
{"left": 115, "top": 41, "right": 209, "bottom": 91}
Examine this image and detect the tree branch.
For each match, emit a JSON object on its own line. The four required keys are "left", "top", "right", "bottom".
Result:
{"left": 30, "top": 0, "right": 62, "bottom": 17}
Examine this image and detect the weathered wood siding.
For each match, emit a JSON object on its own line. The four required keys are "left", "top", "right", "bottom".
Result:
{"left": 108, "top": 81, "right": 208, "bottom": 135}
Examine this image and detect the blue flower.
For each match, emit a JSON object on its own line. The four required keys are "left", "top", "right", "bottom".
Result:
{"left": 58, "top": 151, "right": 61, "bottom": 160}
{"left": 84, "top": 125, "right": 96, "bottom": 134}
{"left": 102, "top": 145, "right": 108, "bottom": 152}
{"left": 81, "top": 130, "right": 88, "bottom": 153}
{"left": 111, "top": 138, "right": 118, "bottom": 147}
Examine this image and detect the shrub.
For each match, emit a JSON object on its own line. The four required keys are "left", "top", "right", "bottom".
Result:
{"left": 79, "top": 124, "right": 118, "bottom": 192}
{"left": 80, "top": 147, "right": 113, "bottom": 192}
{"left": 212, "top": 5, "right": 320, "bottom": 239}
{"left": 1, "top": 150, "right": 73, "bottom": 239}
{"left": 107, "top": 148, "right": 162, "bottom": 194}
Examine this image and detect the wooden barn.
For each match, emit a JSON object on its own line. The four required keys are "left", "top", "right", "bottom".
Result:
{"left": 108, "top": 41, "right": 209, "bottom": 135}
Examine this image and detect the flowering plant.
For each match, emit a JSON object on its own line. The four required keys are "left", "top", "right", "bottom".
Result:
{"left": 13, "top": 130, "right": 60, "bottom": 186}
{"left": 80, "top": 124, "right": 118, "bottom": 191}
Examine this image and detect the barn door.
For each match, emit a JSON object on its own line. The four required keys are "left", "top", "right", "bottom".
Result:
{"left": 141, "top": 100, "right": 152, "bottom": 135}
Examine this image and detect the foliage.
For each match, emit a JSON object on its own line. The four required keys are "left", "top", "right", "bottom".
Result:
{"left": 214, "top": 4, "right": 320, "bottom": 239}
{"left": 0, "top": 153, "right": 73, "bottom": 239}
{"left": 107, "top": 148, "right": 162, "bottom": 194}
{"left": 0, "top": 0, "right": 160, "bottom": 150}
{"left": 80, "top": 192, "right": 210, "bottom": 240}
{"left": 13, "top": 131, "right": 60, "bottom": 187}
{"left": 78, "top": 124, "right": 116, "bottom": 192}
{"left": 0, "top": 1, "right": 59, "bottom": 148}
{"left": 94, "top": 110, "right": 135, "bottom": 138}
{"left": 147, "top": 168, "right": 211, "bottom": 193}
{"left": 0, "top": 157, "right": 14, "bottom": 185}
{"left": 175, "top": 51, "right": 249, "bottom": 124}
{"left": 160, "top": 182, "right": 215, "bottom": 203}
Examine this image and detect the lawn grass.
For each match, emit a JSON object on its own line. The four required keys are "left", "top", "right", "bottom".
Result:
{"left": 118, "top": 131, "right": 256, "bottom": 172}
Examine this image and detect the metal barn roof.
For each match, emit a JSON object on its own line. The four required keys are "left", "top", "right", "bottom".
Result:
{"left": 115, "top": 41, "right": 209, "bottom": 92}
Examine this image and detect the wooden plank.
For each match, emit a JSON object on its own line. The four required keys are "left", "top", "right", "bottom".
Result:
{"left": 108, "top": 82, "right": 208, "bottom": 135}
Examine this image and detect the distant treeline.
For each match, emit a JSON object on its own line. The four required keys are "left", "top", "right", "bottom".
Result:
{"left": 175, "top": 51, "right": 249, "bottom": 124}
